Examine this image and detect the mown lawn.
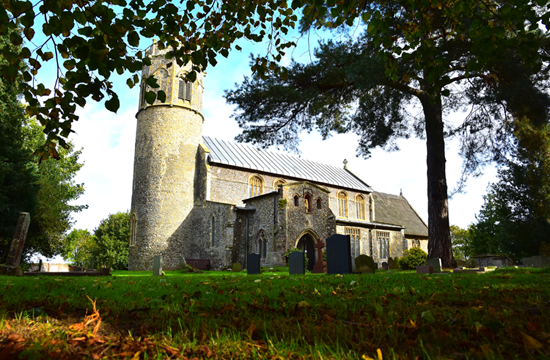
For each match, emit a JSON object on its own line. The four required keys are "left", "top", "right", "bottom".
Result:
{"left": 0, "top": 267, "right": 549, "bottom": 359}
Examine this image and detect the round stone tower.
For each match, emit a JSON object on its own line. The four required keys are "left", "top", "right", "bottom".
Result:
{"left": 129, "top": 43, "right": 204, "bottom": 270}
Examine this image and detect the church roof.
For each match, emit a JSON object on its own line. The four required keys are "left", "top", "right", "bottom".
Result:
{"left": 203, "top": 136, "right": 372, "bottom": 192}
{"left": 372, "top": 191, "right": 428, "bottom": 237}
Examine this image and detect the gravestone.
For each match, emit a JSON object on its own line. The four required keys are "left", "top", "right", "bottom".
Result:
{"left": 427, "top": 258, "right": 442, "bottom": 272}
{"left": 312, "top": 240, "right": 327, "bottom": 274}
{"left": 326, "top": 234, "right": 352, "bottom": 275}
{"left": 289, "top": 251, "right": 305, "bottom": 275}
{"left": 354, "top": 255, "right": 375, "bottom": 274}
{"left": 382, "top": 261, "right": 388, "bottom": 270}
{"left": 6, "top": 212, "right": 31, "bottom": 267}
{"left": 388, "top": 257, "right": 398, "bottom": 270}
{"left": 247, "top": 253, "right": 261, "bottom": 275}
{"left": 232, "top": 263, "right": 242, "bottom": 272}
{"left": 177, "top": 256, "right": 187, "bottom": 270}
{"left": 0, "top": 212, "right": 31, "bottom": 276}
{"left": 265, "top": 252, "right": 285, "bottom": 267}
{"left": 416, "top": 265, "right": 434, "bottom": 274}
{"left": 153, "top": 255, "right": 163, "bottom": 276}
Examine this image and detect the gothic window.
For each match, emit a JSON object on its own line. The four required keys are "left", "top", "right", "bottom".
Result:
{"left": 316, "top": 198, "right": 322, "bottom": 209}
{"left": 304, "top": 193, "right": 313, "bottom": 213}
{"left": 338, "top": 192, "right": 348, "bottom": 217}
{"left": 153, "top": 69, "right": 170, "bottom": 103}
{"left": 412, "top": 239, "right": 420, "bottom": 248}
{"left": 129, "top": 213, "right": 137, "bottom": 246}
{"left": 210, "top": 216, "right": 216, "bottom": 247}
{"left": 178, "top": 78, "right": 192, "bottom": 101}
{"left": 345, "top": 228, "right": 361, "bottom": 259}
{"left": 258, "top": 231, "right": 267, "bottom": 259}
{"left": 294, "top": 194, "right": 299, "bottom": 206}
{"left": 273, "top": 179, "right": 286, "bottom": 189}
{"left": 249, "top": 176, "right": 263, "bottom": 197}
{"left": 356, "top": 195, "right": 365, "bottom": 220}
{"left": 378, "top": 231, "right": 390, "bottom": 259}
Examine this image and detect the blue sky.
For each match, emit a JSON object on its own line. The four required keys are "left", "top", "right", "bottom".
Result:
{"left": 28, "top": 21, "right": 497, "bottom": 246}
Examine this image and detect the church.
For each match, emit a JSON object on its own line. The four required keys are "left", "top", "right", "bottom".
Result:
{"left": 128, "top": 43, "right": 428, "bottom": 271}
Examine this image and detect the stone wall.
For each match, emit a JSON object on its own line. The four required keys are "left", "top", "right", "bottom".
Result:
{"left": 282, "top": 182, "right": 336, "bottom": 250}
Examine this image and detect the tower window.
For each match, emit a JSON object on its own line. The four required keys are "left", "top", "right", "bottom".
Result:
{"left": 294, "top": 195, "right": 299, "bottom": 207}
{"left": 338, "top": 192, "right": 348, "bottom": 217}
{"left": 129, "top": 213, "right": 137, "bottom": 246}
{"left": 179, "top": 79, "right": 192, "bottom": 101}
{"left": 356, "top": 195, "right": 365, "bottom": 220}
{"left": 249, "top": 176, "right": 263, "bottom": 197}
{"left": 317, "top": 198, "right": 322, "bottom": 209}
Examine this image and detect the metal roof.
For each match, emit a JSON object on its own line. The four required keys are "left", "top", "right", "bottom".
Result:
{"left": 203, "top": 136, "right": 372, "bottom": 192}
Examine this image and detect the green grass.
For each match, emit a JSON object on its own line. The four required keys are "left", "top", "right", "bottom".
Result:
{"left": 1, "top": 267, "right": 549, "bottom": 359}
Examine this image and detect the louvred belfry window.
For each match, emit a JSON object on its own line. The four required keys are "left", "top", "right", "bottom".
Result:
{"left": 178, "top": 79, "right": 192, "bottom": 101}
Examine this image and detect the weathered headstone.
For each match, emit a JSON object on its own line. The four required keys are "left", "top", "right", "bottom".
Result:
{"left": 416, "top": 265, "right": 434, "bottom": 274}
{"left": 388, "top": 257, "right": 398, "bottom": 270}
{"left": 355, "top": 255, "right": 375, "bottom": 274}
{"left": 427, "top": 258, "right": 442, "bottom": 272}
{"left": 6, "top": 212, "right": 31, "bottom": 267}
{"left": 153, "top": 255, "right": 163, "bottom": 276}
{"left": 312, "top": 240, "right": 327, "bottom": 273}
{"left": 289, "top": 251, "right": 305, "bottom": 275}
{"left": 326, "top": 234, "right": 352, "bottom": 275}
{"left": 266, "top": 252, "right": 285, "bottom": 267}
{"left": 247, "top": 253, "right": 261, "bottom": 275}
{"left": 382, "top": 261, "right": 388, "bottom": 270}
{"left": 177, "top": 256, "right": 187, "bottom": 270}
{"left": 232, "top": 263, "right": 242, "bottom": 272}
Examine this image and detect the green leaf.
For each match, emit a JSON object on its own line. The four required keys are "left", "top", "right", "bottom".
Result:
{"left": 105, "top": 95, "right": 120, "bottom": 113}
{"left": 157, "top": 90, "right": 166, "bottom": 103}
{"left": 145, "top": 91, "right": 156, "bottom": 104}
{"left": 128, "top": 31, "right": 139, "bottom": 47}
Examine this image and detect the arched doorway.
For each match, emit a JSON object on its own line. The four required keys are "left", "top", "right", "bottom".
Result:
{"left": 296, "top": 234, "right": 315, "bottom": 271}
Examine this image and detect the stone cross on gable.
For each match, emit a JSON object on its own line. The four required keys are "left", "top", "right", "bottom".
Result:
{"left": 312, "top": 239, "right": 327, "bottom": 273}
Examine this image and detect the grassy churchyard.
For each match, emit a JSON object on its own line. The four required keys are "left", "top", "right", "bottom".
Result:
{"left": 0, "top": 267, "right": 549, "bottom": 359}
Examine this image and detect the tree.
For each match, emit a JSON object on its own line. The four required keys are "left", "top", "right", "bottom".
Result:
{"left": 62, "top": 229, "right": 95, "bottom": 267}
{"left": 225, "top": 0, "right": 550, "bottom": 268}
{"left": 471, "top": 120, "right": 550, "bottom": 261}
{"left": 0, "top": 27, "right": 39, "bottom": 262}
{"left": 0, "top": 0, "right": 301, "bottom": 156}
{"left": 450, "top": 225, "right": 473, "bottom": 260}
{"left": 22, "top": 119, "right": 87, "bottom": 260}
{"left": 92, "top": 211, "right": 131, "bottom": 270}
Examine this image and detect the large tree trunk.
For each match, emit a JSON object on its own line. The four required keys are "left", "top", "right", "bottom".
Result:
{"left": 421, "top": 94, "right": 455, "bottom": 269}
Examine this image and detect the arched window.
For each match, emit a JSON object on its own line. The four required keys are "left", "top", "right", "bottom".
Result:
{"left": 258, "top": 231, "right": 267, "bottom": 259}
{"left": 304, "top": 193, "right": 313, "bottom": 213}
{"left": 412, "top": 239, "right": 420, "bottom": 248}
{"left": 338, "top": 192, "right": 348, "bottom": 217}
{"left": 356, "top": 195, "right": 365, "bottom": 220}
{"left": 316, "top": 198, "right": 322, "bottom": 209}
{"left": 273, "top": 179, "right": 286, "bottom": 189}
{"left": 129, "top": 213, "right": 137, "bottom": 246}
{"left": 249, "top": 176, "right": 263, "bottom": 197}
{"left": 153, "top": 68, "right": 170, "bottom": 103}
{"left": 294, "top": 194, "right": 299, "bottom": 206}
{"left": 178, "top": 77, "right": 192, "bottom": 101}
{"left": 210, "top": 216, "right": 216, "bottom": 247}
